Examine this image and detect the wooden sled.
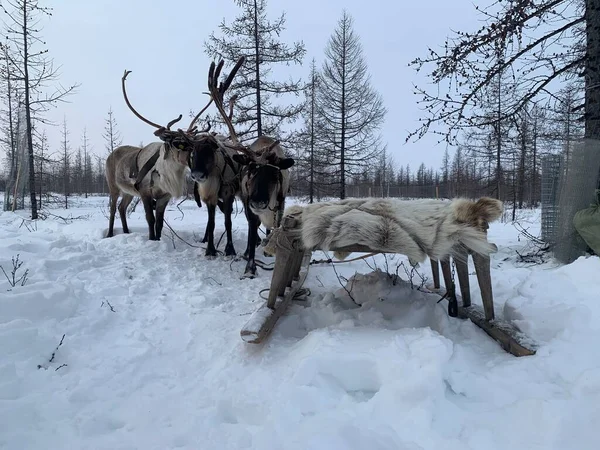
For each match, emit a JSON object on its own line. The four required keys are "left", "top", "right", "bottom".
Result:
{"left": 240, "top": 215, "right": 537, "bottom": 357}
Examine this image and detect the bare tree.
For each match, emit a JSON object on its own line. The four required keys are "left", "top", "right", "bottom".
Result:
{"left": 0, "top": 38, "right": 20, "bottom": 211}
{"left": 1, "top": 0, "right": 78, "bottom": 219}
{"left": 409, "top": 0, "right": 586, "bottom": 145}
{"left": 81, "top": 127, "right": 90, "bottom": 198}
{"left": 204, "top": 0, "right": 306, "bottom": 140}
{"left": 60, "top": 117, "right": 70, "bottom": 209}
{"left": 102, "top": 107, "right": 122, "bottom": 155}
{"left": 316, "top": 11, "right": 387, "bottom": 199}
{"left": 292, "top": 58, "right": 327, "bottom": 202}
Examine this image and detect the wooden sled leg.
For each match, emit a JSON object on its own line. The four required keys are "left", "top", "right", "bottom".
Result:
{"left": 430, "top": 259, "right": 440, "bottom": 290}
{"left": 440, "top": 259, "right": 458, "bottom": 317}
{"left": 240, "top": 250, "right": 311, "bottom": 344}
{"left": 288, "top": 250, "right": 303, "bottom": 286}
{"left": 453, "top": 252, "right": 536, "bottom": 357}
{"left": 473, "top": 253, "right": 494, "bottom": 320}
{"left": 454, "top": 248, "right": 471, "bottom": 308}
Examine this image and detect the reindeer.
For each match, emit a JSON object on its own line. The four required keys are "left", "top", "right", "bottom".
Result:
{"left": 188, "top": 56, "right": 294, "bottom": 276}
{"left": 188, "top": 57, "right": 245, "bottom": 257}
{"left": 232, "top": 137, "right": 294, "bottom": 278}
{"left": 105, "top": 70, "right": 204, "bottom": 241}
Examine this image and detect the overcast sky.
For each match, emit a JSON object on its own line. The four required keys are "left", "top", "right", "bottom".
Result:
{"left": 35, "top": 0, "right": 479, "bottom": 171}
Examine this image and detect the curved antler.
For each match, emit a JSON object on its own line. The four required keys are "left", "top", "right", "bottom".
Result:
{"left": 122, "top": 70, "right": 183, "bottom": 132}
{"left": 208, "top": 56, "right": 245, "bottom": 145}
{"left": 167, "top": 114, "right": 183, "bottom": 130}
{"left": 122, "top": 70, "right": 162, "bottom": 129}
{"left": 187, "top": 92, "right": 213, "bottom": 133}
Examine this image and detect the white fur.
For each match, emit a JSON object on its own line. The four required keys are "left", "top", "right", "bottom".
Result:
{"left": 284, "top": 197, "right": 502, "bottom": 263}
{"left": 196, "top": 141, "right": 240, "bottom": 205}
{"left": 112, "top": 142, "right": 188, "bottom": 199}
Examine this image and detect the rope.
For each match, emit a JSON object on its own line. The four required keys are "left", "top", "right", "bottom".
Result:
{"left": 309, "top": 251, "right": 381, "bottom": 265}
{"left": 258, "top": 287, "right": 311, "bottom": 301}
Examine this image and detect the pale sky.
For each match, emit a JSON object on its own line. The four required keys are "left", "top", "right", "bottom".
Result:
{"left": 35, "top": 0, "right": 479, "bottom": 172}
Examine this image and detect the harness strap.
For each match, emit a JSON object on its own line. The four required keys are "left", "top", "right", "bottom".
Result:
{"left": 133, "top": 148, "right": 161, "bottom": 192}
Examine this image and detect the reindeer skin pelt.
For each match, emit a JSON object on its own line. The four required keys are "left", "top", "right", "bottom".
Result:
{"left": 283, "top": 197, "right": 503, "bottom": 263}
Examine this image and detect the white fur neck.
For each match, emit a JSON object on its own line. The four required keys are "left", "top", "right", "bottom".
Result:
{"left": 154, "top": 145, "right": 188, "bottom": 198}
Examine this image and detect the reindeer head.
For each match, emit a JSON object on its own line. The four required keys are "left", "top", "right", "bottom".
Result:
{"left": 186, "top": 57, "right": 246, "bottom": 183}
{"left": 232, "top": 137, "right": 294, "bottom": 211}
{"left": 188, "top": 134, "right": 222, "bottom": 182}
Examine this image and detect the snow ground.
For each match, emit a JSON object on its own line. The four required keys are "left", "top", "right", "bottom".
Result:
{"left": 1, "top": 195, "right": 599, "bottom": 450}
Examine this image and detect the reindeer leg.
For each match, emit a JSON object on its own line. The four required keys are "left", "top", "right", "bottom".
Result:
{"left": 118, "top": 194, "right": 134, "bottom": 234}
{"left": 107, "top": 192, "right": 119, "bottom": 237}
{"left": 223, "top": 197, "right": 236, "bottom": 257}
{"left": 141, "top": 196, "right": 157, "bottom": 241}
{"left": 242, "top": 209, "right": 259, "bottom": 279}
{"left": 154, "top": 196, "right": 170, "bottom": 241}
{"left": 205, "top": 203, "right": 217, "bottom": 258}
{"left": 193, "top": 182, "right": 202, "bottom": 208}
{"left": 201, "top": 224, "right": 209, "bottom": 243}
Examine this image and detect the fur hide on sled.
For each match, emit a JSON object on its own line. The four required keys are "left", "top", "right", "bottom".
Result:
{"left": 274, "top": 197, "right": 503, "bottom": 264}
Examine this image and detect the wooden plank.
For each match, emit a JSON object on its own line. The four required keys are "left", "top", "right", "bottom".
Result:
{"left": 240, "top": 251, "right": 311, "bottom": 344}
{"left": 430, "top": 259, "right": 440, "bottom": 289}
{"left": 428, "top": 285, "right": 536, "bottom": 357}
{"left": 267, "top": 246, "right": 295, "bottom": 308}
{"left": 473, "top": 252, "right": 495, "bottom": 320}
{"left": 457, "top": 304, "right": 537, "bottom": 357}
{"left": 454, "top": 248, "right": 472, "bottom": 308}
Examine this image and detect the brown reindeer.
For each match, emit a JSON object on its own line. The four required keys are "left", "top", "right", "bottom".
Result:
{"left": 105, "top": 70, "right": 209, "bottom": 241}
{"left": 188, "top": 56, "right": 295, "bottom": 276}
{"left": 232, "top": 137, "right": 294, "bottom": 278}
{"left": 188, "top": 57, "right": 246, "bottom": 257}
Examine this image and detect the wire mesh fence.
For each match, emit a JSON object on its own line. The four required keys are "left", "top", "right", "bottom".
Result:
{"left": 541, "top": 139, "right": 600, "bottom": 263}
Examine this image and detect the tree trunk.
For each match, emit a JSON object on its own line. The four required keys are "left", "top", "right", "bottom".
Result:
{"left": 253, "top": 0, "right": 262, "bottom": 137}
{"left": 586, "top": 0, "right": 600, "bottom": 140}
{"left": 495, "top": 72, "right": 502, "bottom": 201}
{"left": 4, "top": 45, "right": 16, "bottom": 212}
{"left": 340, "top": 20, "right": 347, "bottom": 200}
{"left": 309, "top": 69, "right": 315, "bottom": 204}
{"left": 22, "top": 0, "right": 38, "bottom": 219}
{"left": 518, "top": 118, "right": 527, "bottom": 209}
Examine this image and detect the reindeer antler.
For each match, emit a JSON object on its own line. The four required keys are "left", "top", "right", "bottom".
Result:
{"left": 187, "top": 92, "right": 213, "bottom": 133}
{"left": 122, "top": 70, "right": 182, "bottom": 131}
{"left": 208, "top": 56, "right": 245, "bottom": 145}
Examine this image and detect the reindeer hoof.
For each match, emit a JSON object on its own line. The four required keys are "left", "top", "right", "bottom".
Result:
{"left": 205, "top": 248, "right": 217, "bottom": 258}
{"left": 224, "top": 246, "right": 236, "bottom": 257}
{"left": 241, "top": 271, "right": 256, "bottom": 280}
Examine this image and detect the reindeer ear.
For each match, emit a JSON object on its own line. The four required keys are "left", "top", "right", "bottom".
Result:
{"left": 276, "top": 158, "right": 294, "bottom": 170}
{"left": 232, "top": 154, "right": 252, "bottom": 165}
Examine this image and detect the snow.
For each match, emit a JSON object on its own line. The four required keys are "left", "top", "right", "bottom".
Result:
{"left": 1, "top": 196, "right": 600, "bottom": 450}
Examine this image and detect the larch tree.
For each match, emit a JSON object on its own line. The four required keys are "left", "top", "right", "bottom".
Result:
{"left": 316, "top": 11, "right": 387, "bottom": 199}
{"left": 103, "top": 107, "right": 122, "bottom": 155}
{"left": 204, "top": 0, "right": 306, "bottom": 140}
{"left": 60, "top": 116, "right": 70, "bottom": 209}
{"left": 409, "top": 0, "right": 587, "bottom": 142}
{"left": 1, "top": 0, "right": 78, "bottom": 219}
{"left": 293, "top": 58, "right": 327, "bottom": 202}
